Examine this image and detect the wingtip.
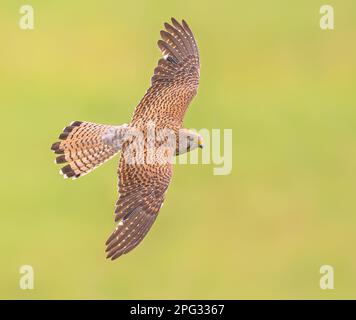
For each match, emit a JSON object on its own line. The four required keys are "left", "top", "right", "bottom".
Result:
{"left": 106, "top": 250, "right": 115, "bottom": 260}
{"left": 182, "top": 19, "right": 190, "bottom": 29}
{"left": 172, "top": 17, "right": 186, "bottom": 29}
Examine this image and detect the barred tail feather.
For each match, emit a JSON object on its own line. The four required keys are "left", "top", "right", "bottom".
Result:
{"left": 51, "top": 121, "right": 127, "bottom": 179}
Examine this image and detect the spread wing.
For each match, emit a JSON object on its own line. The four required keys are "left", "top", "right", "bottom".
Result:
{"left": 105, "top": 157, "right": 172, "bottom": 260}
{"left": 105, "top": 18, "right": 199, "bottom": 260}
{"left": 131, "top": 18, "right": 200, "bottom": 126}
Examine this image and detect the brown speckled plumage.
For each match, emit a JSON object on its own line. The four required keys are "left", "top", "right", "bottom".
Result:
{"left": 51, "top": 121, "right": 125, "bottom": 179}
{"left": 51, "top": 18, "right": 200, "bottom": 260}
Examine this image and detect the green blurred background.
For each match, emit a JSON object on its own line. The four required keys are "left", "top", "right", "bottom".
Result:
{"left": 1, "top": 0, "right": 356, "bottom": 299}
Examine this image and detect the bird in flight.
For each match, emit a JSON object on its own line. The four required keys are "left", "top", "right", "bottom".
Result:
{"left": 51, "top": 18, "right": 202, "bottom": 260}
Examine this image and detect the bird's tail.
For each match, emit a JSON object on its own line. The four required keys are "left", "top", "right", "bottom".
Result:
{"left": 51, "top": 121, "right": 128, "bottom": 179}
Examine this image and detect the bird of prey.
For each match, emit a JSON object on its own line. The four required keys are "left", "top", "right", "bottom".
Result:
{"left": 51, "top": 18, "right": 202, "bottom": 260}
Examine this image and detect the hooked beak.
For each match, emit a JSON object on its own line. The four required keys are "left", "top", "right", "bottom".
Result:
{"left": 198, "top": 137, "right": 204, "bottom": 149}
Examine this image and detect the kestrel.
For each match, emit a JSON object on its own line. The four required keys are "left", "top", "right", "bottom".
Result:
{"left": 51, "top": 18, "right": 202, "bottom": 260}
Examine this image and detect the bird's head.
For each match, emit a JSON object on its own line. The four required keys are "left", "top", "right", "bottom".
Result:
{"left": 177, "top": 129, "right": 204, "bottom": 155}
